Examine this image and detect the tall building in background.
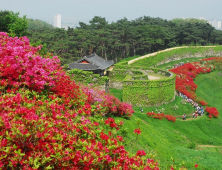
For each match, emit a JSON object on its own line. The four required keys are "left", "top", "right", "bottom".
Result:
{"left": 213, "top": 20, "right": 218, "bottom": 29}
{"left": 207, "top": 19, "right": 222, "bottom": 30}
{"left": 54, "top": 14, "right": 61, "bottom": 28}
{"left": 218, "top": 21, "right": 221, "bottom": 30}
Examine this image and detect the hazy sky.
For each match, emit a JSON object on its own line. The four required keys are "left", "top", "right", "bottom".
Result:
{"left": 1, "top": 0, "right": 222, "bottom": 25}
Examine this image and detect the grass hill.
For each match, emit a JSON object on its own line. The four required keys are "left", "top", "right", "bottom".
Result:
{"left": 110, "top": 58, "right": 222, "bottom": 169}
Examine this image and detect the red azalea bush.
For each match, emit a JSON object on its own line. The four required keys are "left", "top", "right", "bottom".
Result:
{"left": 205, "top": 106, "right": 219, "bottom": 118}
{"left": 147, "top": 112, "right": 176, "bottom": 122}
{"left": 201, "top": 57, "right": 222, "bottom": 70}
{"left": 170, "top": 63, "right": 211, "bottom": 100}
{"left": 165, "top": 115, "right": 176, "bottom": 122}
{"left": 198, "top": 100, "right": 208, "bottom": 106}
{"left": 0, "top": 91, "right": 159, "bottom": 169}
{"left": 170, "top": 60, "right": 220, "bottom": 118}
{"left": 0, "top": 32, "right": 159, "bottom": 169}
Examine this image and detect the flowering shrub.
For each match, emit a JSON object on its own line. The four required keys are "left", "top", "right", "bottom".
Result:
{"left": 205, "top": 107, "right": 219, "bottom": 118}
{"left": 201, "top": 57, "right": 222, "bottom": 70}
{"left": 81, "top": 85, "right": 134, "bottom": 117}
{"left": 170, "top": 63, "right": 211, "bottom": 100}
{"left": 134, "top": 128, "right": 142, "bottom": 134}
{"left": 0, "top": 91, "right": 160, "bottom": 169}
{"left": 165, "top": 115, "right": 177, "bottom": 122}
{"left": 0, "top": 32, "right": 66, "bottom": 92}
{"left": 0, "top": 32, "right": 159, "bottom": 169}
{"left": 147, "top": 112, "right": 176, "bottom": 122}
{"left": 198, "top": 100, "right": 208, "bottom": 106}
{"left": 170, "top": 60, "right": 220, "bottom": 118}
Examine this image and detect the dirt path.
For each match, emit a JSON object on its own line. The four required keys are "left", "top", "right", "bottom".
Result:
{"left": 176, "top": 115, "right": 202, "bottom": 121}
{"left": 148, "top": 75, "right": 160, "bottom": 80}
{"left": 128, "top": 46, "right": 216, "bottom": 65}
{"left": 136, "top": 69, "right": 162, "bottom": 80}
{"left": 198, "top": 145, "right": 222, "bottom": 148}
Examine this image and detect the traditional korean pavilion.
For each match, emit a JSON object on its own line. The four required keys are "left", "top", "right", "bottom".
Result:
{"left": 68, "top": 53, "right": 114, "bottom": 76}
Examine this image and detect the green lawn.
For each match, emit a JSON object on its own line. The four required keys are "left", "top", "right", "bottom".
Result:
{"left": 109, "top": 88, "right": 123, "bottom": 101}
{"left": 110, "top": 70, "right": 222, "bottom": 169}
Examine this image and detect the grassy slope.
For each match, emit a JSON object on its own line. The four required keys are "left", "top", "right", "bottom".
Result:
{"left": 110, "top": 58, "right": 222, "bottom": 169}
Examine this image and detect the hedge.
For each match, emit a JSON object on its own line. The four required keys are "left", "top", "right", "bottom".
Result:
{"left": 122, "top": 75, "right": 176, "bottom": 106}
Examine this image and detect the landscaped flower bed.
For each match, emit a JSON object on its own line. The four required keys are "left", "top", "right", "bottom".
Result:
{"left": 169, "top": 59, "right": 221, "bottom": 118}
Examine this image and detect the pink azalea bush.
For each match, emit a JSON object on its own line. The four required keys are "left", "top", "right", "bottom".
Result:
{"left": 81, "top": 86, "right": 134, "bottom": 117}
{"left": 0, "top": 32, "right": 159, "bottom": 169}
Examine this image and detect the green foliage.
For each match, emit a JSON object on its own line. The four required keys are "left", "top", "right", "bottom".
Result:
{"left": 132, "top": 75, "right": 148, "bottom": 80}
{"left": 26, "top": 18, "right": 54, "bottom": 30}
{"left": 26, "top": 15, "right": 222, "bottom": 65}
{"left": 68, "top": 69, "right": 109, "bottom": 86}
{"left": 131, "top": 70, "right": 143, "bottom": 75}
{"left": 109, "top": 69, "right": 131, "bottom": 81}
{"left": 171, "top": 18, "right": 208, "bottom": 25}
{"left": 187, "top": 142, "right": 196, "bottom": 149}
{"left": 0, "top": 10, "right": 28, "bottom": 37}
{"left": 109, "top": 88, "right": 123, "bottom": 101}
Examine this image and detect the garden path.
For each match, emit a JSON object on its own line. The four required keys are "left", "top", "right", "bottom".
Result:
{"left": 136, "top": 69, "right": 161, "bottom": 80}
{"left": 198, "top": 145, "right": 222, "bottom": 148}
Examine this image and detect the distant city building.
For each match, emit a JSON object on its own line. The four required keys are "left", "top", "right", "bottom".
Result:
{"left": 54, "top": 14, "right": 61, "bottom": 28}
{"left": 213, "top": 20, "right": 218, "bottom": 29}
{"left": 218, "top": 21, "right": 221, "bottom": 30}
{"left": 207, "top": 19, "right": 222, "bottom": 30}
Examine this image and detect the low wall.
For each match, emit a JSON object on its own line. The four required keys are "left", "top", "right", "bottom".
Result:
{"left": 97, "top": 81, "right": 109, "bottom": 93}
{"left": 156, "top": 49, "right": 222, "bottom": 66}
{"left": 122, "top": 73, "right": 176, "bottom": 106}
{"left": 109, "top": 81, "right": 123, "bottom": 89}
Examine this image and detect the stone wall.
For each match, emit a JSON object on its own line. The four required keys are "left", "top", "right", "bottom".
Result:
{"left": 97, "top": 81, "right": 109, "bottom": 92}
{"left": 156, "top": 49, "right": 222, "bottom": 66}
{"left": 109, "top": 81, "right": 123, "bottom": 89}
{"left": 122, "top": 74, "right": 176, "bottom": 107}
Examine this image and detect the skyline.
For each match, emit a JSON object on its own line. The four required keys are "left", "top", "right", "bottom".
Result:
{"left": 2, "top": 0, "right": 222, "bottom": 27}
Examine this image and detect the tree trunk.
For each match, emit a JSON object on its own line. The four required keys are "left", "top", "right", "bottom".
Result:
{"left": 105, "top": 48, "right": 107, "bottom": 60}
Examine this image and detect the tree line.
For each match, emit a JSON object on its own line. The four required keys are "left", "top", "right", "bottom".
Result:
{"left": 1, "top": 10, "right": 222, "bottom": 65}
